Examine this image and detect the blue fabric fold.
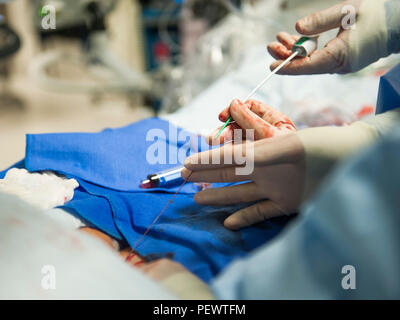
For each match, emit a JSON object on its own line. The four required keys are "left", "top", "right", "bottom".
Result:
{"left": 2, "top": 118, "right": 290, "bottom": 282}
{"left": 65, "top": 180, "right": 290, "bottom": 281}
{"left": 376, "top": 62, "right": 400, "bottom": 114}
{"left": 63, "top": 188, "right": 124, "bottom": 240}
{"left": 25, "top": 118, "right": 208, "bottom": 193}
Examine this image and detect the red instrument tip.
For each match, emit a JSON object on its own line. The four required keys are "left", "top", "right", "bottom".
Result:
{"left": 140, "top": 179, "right": 157, "bottom": 189}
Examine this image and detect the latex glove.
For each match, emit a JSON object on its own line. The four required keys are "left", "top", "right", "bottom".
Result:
{"left": 183, "top": 115, "right": 389, "bottom": 230}
{"left": 268, "top": 0, "right": 400, "bottom": 75}
{"left": 207, "top": 99, "right": 296, "bottom": 146}
{"left": 183, "top": 133, "right": 306, "bottom": 230}
{"left": 183, "top": 123, "right": 373, "bottom": 230}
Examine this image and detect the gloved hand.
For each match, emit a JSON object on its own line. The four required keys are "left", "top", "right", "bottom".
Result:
{"left": 183, "top": 105, "right": 387, "bottom": 230}
{"left": 181, "top": 100, "right": 300, "bottom": 231}
{"left": 268, "top": 0, "right": 400, "bottom": 75}
{"left": 183, "top": 120, "right": 381, "bottom": 230}
{"left": 183, "top": 133, "right": 306, "bottom": 230}
{"left": 207, "top": 99, "right": 296, "bottom": 146}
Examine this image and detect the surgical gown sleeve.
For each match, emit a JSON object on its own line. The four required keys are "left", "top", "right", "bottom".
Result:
{"left": 211, "top": 128, "right": 400, "bottom": 299}
{"left": 296, "top": 63, "right": 400, "bottom": 200}
{"left": 297, "top": 108, "right": 400, "bottom": 200}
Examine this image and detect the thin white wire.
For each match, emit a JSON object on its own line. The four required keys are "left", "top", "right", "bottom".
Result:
{"left": 243, "top": 51, "right": 298, "bottom": 101}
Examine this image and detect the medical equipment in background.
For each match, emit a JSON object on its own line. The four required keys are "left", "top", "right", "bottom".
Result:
{"left": 29, "top": 0, "right": 161, "bottom": 107}
{"left": 28, "top": 0, "right": 266, "bottom": 114}
{"left": 159, "top": 0, "right": 283, "bottom": 114}
{"left": 146, "top": 0, "right": 239, "bottom": 64}
{"left": 140, "top": 0, "right": 242, "bottom": 70}
{"left": 139, "top": 0, "right": 181, "bottom": 71}
{"left": 0, "top": 3, "right": 24, "bottom": 113}
{"left": 140, "top": 0, "right": 241, "bottom": 111}
{"left": 29, "top": 0, "right": 232, "bottom": 111}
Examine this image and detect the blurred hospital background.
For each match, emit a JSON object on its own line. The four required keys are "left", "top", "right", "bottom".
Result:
{"left": 1, "top": 0, "right": 399, "bottom": 169}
